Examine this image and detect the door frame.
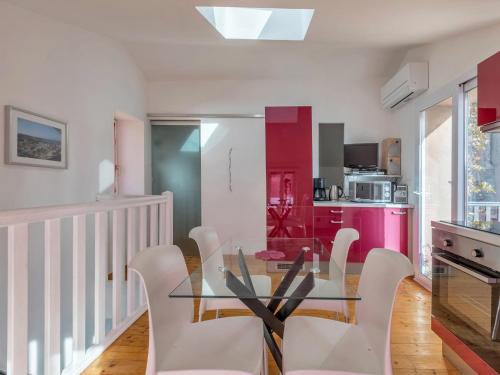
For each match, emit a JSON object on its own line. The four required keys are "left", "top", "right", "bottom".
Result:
{"left": 113, "top": 111, "right": 145, "bottom": 196}
{"left": 413, "top": 69, "right": 476, "bottom": 289}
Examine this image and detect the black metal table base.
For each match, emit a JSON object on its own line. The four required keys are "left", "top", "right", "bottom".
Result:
{"left": 226, "top": 249, "right": 314, "bottom": 373}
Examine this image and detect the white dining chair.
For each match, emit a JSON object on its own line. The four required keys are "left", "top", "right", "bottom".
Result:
{"left": 291, "top": 228, "right": 359, "bottom": 321}
{"left": 129, "top": 245, "right": 265, "bottom": 375}
{"left": 283, "top": 248, "right": 414, "bottom": 375}
{"left": 189, "top": 226, "right": 272, "bottom": 321}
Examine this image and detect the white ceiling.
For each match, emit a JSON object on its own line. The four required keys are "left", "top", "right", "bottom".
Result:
{"left": 7, "top": 0, "right": 500, "bottom": 80}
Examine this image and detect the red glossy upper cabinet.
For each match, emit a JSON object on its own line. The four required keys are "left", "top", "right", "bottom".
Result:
{"left": 478, "top": 52, "right": 500, "bottom": 129}
{"left": 265, "top": 106, "right": 313, "bottom": 207}
{"left": 266, "top": 106, "right": 313, "bottom": 238}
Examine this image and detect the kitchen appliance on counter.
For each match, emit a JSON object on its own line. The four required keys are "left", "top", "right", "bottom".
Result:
{"left": 431, "top": 221, "right": 500, "bottom": 372}
{"left": 329, "top": 185, "right": 344, "bottom": 201}
{"left": 349, "top": 180, "right": 393, "bottom": 203}
{"left": 313, "top": 177, "right": 328, "bottom": 201}
{"left": 393, "top": 185, "right": 408, "bottom": 204}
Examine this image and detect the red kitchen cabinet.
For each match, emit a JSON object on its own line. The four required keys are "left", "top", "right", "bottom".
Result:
{"left": 313, "top": 206, "right": 409, "bottom": 264}
{"left": 383, "top": 208, "right": 409, "bottom": 256}
{"left": 353, "top": 207, "right": 409, "bottom": 261}
{"left": 266, "top": 106, "right": 313, "bottom": 238}
{"left": 478, "top": 52, "right": 500, "bottom": 128}
{"left": 339, "top": 208, "right": 361, "bottom": 262}
{"left": 313, "top": 207, "right": 361, "bottom": 262}
{"left": 353, "top": 208, "right": 385, "bottom": 263}
{"left": 314, "top": 216, "right": 343, "bottom": 238}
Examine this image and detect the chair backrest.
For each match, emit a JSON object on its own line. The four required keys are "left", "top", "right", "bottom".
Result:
{"left": 189, "top": 226, "right": 226, "bottom": 295}
{"left": 329, "top": 228, "right": 359, "bottom": 278}
{"left": 356, "top": 249, "right": 414, "bottom": 374}
{"left": 129, "top": 245, "right": 194, "bottom": 374}
{"left": 189, "top": 226, "right": 221, "bottom": 260}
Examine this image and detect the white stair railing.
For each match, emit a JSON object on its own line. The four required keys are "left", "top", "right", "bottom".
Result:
{"left": 0, "top": 192, "right": 173, "bottom": 375}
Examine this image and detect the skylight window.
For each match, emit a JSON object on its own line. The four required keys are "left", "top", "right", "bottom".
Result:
{"left": 196, "top": 6, "right": 314, "bottom": 41}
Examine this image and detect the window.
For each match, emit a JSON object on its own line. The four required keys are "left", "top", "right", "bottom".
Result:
{"left": 465, "top": 86, "right": 500, "bottom": 223}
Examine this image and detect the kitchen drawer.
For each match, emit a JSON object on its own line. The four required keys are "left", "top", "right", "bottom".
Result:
{"left": 314, "top": 216, "right": 343, "bottom": 238}
{"left": 314, "top": 206, "right": 352, "bottom": 217}
{"left": 315, "top": 215, "right": 346, "bottom": 227}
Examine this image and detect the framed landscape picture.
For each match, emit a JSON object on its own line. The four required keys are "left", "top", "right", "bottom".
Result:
{"left": 5, "top": 106, "right": 67, "bottom": 168}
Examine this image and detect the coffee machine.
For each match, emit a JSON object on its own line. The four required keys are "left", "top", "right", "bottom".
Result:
{"left": 313, "top": 178, "right": 328, "bottom": 201}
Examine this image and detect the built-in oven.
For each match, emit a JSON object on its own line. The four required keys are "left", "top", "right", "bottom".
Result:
{"left": 431, "top": 227, "right": 500, "bottom": 371}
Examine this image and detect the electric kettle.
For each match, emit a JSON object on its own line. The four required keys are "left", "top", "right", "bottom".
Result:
{"left": 329, "top": 185, "right": 344, "bottom": 201}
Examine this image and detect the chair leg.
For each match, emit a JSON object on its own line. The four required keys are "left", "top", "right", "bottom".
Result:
{"left": 215, "top": 309, "right": 220, "bottom": 319}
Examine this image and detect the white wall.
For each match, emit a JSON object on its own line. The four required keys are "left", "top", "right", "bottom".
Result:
{"left": 0, "top": 1, "right": 147, "bottom": 210}
{"left": 402, "top": 23, "right": 500, "bottom": 92}
{"left": 0, "top": 2, "right": 147, "bottom": 373}
{"left": 147, "top": 76, "right": 402, "bottom": 175}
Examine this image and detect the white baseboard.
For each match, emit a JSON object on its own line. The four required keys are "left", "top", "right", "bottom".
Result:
{"left": 62, "top": 305, "right": 147, "bottom": 375}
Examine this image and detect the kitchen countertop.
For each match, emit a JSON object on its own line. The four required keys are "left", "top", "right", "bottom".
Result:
{"left": 314, "top": 200, "right": 414, "bottom": 209}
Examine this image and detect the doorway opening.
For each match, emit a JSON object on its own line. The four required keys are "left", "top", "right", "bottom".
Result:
{"left": 151, "top": 120, "right": 202, "bottom": 255}
{"left": 113, "top": 112, "right": 145, "bottom": 196}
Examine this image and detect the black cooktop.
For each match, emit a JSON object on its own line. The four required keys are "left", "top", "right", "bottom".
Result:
{"left": 443, "top": 220, "right": 500, "bottom": 236}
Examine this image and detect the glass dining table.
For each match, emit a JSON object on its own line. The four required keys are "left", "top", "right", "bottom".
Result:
{"left": 170, "top": 237, "right": 361, "bottom": 372}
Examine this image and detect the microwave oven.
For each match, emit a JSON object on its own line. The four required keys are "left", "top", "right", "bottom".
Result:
{"left": 349, "top": 181, "right": 393, "bottom": 203}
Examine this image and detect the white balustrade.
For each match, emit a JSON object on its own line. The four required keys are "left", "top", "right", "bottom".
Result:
{"left": 112, "top": 209, "right": 125, "bottom": 329}
{"left": 45, "top": 218, "right": 61, "bottom": 375}
{"left": 94, "top": 211, "right": 108, "bottom": 345}
{"left": 7, "top": 224, "right": 28, "bottom": 375}
{"left": 149, "top": 203, "right": 159, "bottom": 247}
{"left": 73, "top": 214, "right": 87, "bottom": 363}
{"left": 138, "top": 205, "right": 148, "bottom": 306}
{"left": 127, "top": 207, "right": 137, "bottom": 317}
{"left": 0, "top": 192, "right": 173, "bottom": 375}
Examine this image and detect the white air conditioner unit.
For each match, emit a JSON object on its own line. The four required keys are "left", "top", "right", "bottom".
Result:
{"left": 381, "top": 62, "right": 428, "bottom": 109}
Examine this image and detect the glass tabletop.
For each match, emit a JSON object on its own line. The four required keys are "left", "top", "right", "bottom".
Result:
{"left": 170, "top": 237, "right": 360, "bottom": 301}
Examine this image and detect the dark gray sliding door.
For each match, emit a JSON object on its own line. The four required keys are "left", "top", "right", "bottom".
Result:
{"left": 151, "top": 122, "right": 201, "bottom": 255}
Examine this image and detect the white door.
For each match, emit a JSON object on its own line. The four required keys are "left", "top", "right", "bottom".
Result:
{"left": 200, "top": 118, "right": 267, "bottom": 243}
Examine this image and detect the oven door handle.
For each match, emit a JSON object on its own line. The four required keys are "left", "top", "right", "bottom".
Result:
{"left": 432, "top": 254, "right": 500, "bottom": 284}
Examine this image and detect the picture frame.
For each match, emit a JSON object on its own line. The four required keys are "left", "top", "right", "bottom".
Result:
{"left": 4, "top": 106, "right": 68, "bottom": 169}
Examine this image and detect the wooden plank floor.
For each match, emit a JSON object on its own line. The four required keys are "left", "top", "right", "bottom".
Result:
{"left": 83, "top": 256, "right": 458, "bottom": 375}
